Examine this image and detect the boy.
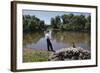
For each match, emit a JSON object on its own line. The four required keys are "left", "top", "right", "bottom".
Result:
{"left": 45, "top": 30, "right": 55, "bottom": 52}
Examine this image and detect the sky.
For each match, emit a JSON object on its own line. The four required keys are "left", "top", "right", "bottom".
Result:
{"left": 23, "top": 10, "right": 90, "bottom": 25}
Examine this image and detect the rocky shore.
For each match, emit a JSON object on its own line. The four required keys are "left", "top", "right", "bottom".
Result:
{"left": 48, "top": 47, "right": 91, "bottom": 61}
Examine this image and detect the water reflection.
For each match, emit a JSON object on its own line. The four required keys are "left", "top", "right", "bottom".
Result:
{"left": 23, "top": 30, "right": 90, "bottom": 51}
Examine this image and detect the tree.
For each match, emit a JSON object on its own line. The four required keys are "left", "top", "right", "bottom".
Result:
{"left": 61, "top": 14, "right": 69, "bottom": 24}
{"left": 51, "top": 17, "right": 57, "bottom": 28}
{"left": 40, "top": 20, "right": 45, "bottom": 30}
{"left": 55, "top": 16, "right": 61, "bottom": 28}
{"left": 85, "top": 15, "right": 91, "bottom": 31}
{"left": 23, "top": 15, "right": 46, "bottom": 32}
{"left": 78, "top": 15, "right": 87, "bottom": 30}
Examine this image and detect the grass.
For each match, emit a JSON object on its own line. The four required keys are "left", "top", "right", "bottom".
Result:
{"left": 23, "top": 48, "right": 49, "bottom": 62}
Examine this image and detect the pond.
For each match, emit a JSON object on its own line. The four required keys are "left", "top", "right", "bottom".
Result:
{"left": 23, "top": 30, "right": 91, "bottom": 51}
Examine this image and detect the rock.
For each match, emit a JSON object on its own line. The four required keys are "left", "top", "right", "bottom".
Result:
{"left": 49, "top": 47, "right": 91, "bottom": 61}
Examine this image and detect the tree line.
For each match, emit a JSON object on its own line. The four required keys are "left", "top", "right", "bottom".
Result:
{"left": 23, "top": 15, "right": 46, "bottom": 32}
{"left": 23, "top": 13, "right": 91, "bottom": 33}
{"left": 51, "top": 14, "right": 91, "bottom": 31}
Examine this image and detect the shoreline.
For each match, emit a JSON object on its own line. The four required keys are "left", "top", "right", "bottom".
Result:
{"left": 23, "top": 48, "right": 49, "bottom": 63}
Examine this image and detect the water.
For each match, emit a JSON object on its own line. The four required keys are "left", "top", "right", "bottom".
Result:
{"left": 23, "top": 30, "right": 90, "bottom": 51}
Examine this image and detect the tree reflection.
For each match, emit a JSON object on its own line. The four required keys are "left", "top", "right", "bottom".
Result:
{"left": 23, "top": 31, "right": 44, "bottom": 46}
{"left": 52, "top": 30, "right": 90, "bottom": 45}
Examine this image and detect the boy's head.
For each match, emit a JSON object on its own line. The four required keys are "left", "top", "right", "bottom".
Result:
{"left": 46, "top": 30, "right": 49, "bottom": 33}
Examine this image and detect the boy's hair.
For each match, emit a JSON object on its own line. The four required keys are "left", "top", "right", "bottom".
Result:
{"left": 46, "top": 30, "right": 49, "bottom": 33}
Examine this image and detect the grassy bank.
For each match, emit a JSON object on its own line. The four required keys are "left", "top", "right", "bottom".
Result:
{"left": 23, "top": 49, "right": 49, "bottom": 62}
